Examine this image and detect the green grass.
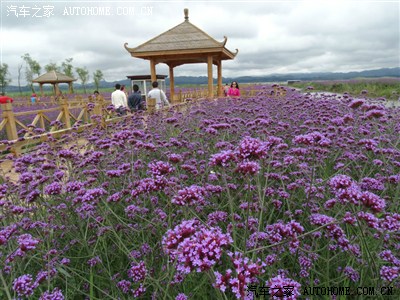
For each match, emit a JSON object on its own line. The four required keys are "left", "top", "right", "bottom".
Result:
{"left": 288, "top": 77, "right": 400, "bottom": 99}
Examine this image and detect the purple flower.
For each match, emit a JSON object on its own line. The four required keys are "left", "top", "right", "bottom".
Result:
{"left": 349, "top": 99, "right": 365, "bottom": 109}
{"left": 209, "top": 150, "right": 237, "bottom": 167}
{"left": 19, "top": 172, "right": 34, "bottom": 184}
{"left": 87, "top": 256, "right": 102, "bottom": 267}
{"left": 380, "top": 266, "right": 399, "bottom": 282}
{"left": 293, "top": 131, "right": 331, "bottom": 147}
{"left": 237, "top": 136, "right": 268, "bottom": 160}
{"left": 58, "top": 149, "right": 77, "bottom": 158}
{"left": 342, "top": 266, "right": 360, "bottom": 282}
{"left": 162, "top": 219, "right": 232, "bottom": 274}
{"left": 171, "top": 185, "right": 207, "bottom": 206}
{"left": 18, "top": 233, "right": 40, "bottom": 251}
{"left": 235, "top": 161, "right": 261, "bottom": 175}
{"left": 26, "top": 189, "right": 41, "bottom": 203}
{"left": 125, "top": 205, "right": 149, "bottom": 218}
{"left": 107, "top": 192, "right": 123, "bottom": 202}
{"left": 106, "top": 169, "right": 124, "bottom": 177}
{"left": 148, "top": 160, "right": 175, "bottom": 176}
{"left": 66, "top": 181, "right": 84, "bottom": 192}
{"left": 13, "top": 274, "right": 38, "bottom": 297}
{"left": 214, "top": 251, "right": 266, "bottom": 298}
{"left": 207, "top": 211, "right": 228, "bottom": 226}
{"left": 117, "top": 280, "right": 132, "bottom": 294}
{"left": 44, "top": 182, "right": 63, "bottom": 195}
{"left": 82, "top": 188, "right": 107, "bottom": 202}
{"left": 360, "top": 177, "right": 385, "bottom": 191}
{"left": 379, "top": 250, "right": 400, "bottom": 266}
{"left": 266, "top": 274, "right": 301, "bottom": 299}
{"left": 39, "top": 288, "right": 65, "bottom": 300}
{"left": 175, "top": 293, "right": 188, "bottom": 300}
{"left": 168, "top": 153, "right": 183, "bottom": 163}
{"left": 360, "top": 191, "right": 386, "bottom": 213}
{"left": 128, "top": 261, "right": 147, "bottom": 282}
{"left": 366, "top": 109, "right": 385, "bottom": 119}
{"left": 357, "top": 138, "right": 378, "bottom": 151}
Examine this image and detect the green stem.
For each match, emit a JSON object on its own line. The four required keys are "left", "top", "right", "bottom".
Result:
{"left": 90, "top": 267, "right": 94, "bottom": 299}
{"left": 246, "top": 220, "right": 339, "bottom": 254}
{"left": 222, "top": 172, "right": 237, "bottom": 248}
{"left": 0, "top": 271, "right": 12, "bottom": 300}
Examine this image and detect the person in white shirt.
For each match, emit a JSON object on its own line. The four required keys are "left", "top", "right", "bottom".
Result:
{"left": 111, "top": 83, "right": 128, "bottom": 115}
{"left": 148, "top": 81, "right": 170, "bottom": 110}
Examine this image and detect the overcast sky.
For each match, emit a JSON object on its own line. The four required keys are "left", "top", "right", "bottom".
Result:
{"left": 1, "top": 0, "right": 399, "bottom": 85}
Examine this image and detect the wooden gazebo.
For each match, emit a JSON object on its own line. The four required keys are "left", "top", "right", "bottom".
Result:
{"left": 32, "top": 71, "right": 76, "bottom": 96}
{"left": 124, "top": 8, "right": 238, "bottom": 100}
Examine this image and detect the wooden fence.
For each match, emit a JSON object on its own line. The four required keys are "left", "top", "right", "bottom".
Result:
{"left": 0, "top": 86, "right": 262, "bottom": 156}
{"left": 0, "top": 97, "right": 110, "bottom": 155}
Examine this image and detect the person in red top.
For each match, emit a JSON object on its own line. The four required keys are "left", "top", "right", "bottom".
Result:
{"left": 227, "top": 81, "right": 240, "bottom": 97}
{"left": 0, "top": 95, "right": 13, "bottom": 103}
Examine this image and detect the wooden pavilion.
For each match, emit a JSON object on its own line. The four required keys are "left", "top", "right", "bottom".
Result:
{"left": 124, "top": 8, "right": 238, "bottom": 100}
{"left": 32, "top": 70, "right": 76, "bottom": 96}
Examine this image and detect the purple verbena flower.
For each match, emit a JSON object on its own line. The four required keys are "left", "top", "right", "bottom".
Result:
{"left": 39, "top": 288, "right": 65, "bottom": 300}
{"left": 171, "top": 185, "right": 207, "bottom": 206}
{"left": 13, "top": 274, "right": 38, "bottom": 297}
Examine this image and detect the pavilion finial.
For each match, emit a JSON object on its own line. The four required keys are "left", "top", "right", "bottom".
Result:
{"left": 184, "top": 8, "right": 189, "bottom": 21}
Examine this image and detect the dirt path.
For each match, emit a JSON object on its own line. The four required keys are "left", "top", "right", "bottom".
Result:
{"left": 0, "top": 138, "right": 90, "bottom": 183}
{"left": 0, "top": 159, "right": 18, "bottom": 183}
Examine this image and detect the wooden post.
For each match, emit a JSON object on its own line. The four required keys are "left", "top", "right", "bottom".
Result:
{"left": 217, "top": 61, "right": 223, "bottom": 97}
{"left": 150, "top": 60, "right": 156, "bottom": 83}
{"left": 1, "top": 102, "right": 21, "bottom": 155}
{"left": 1, "top": 102, "right": 18, "bottom": 141}
{"left": 207, "top": 55, "right": 213, "bottom": 98}
{"left": 147, "top": 97, "right": 156, "bottom": 113}
{"left": 61, "top": 98, "right": 71, "bottom": 128}
{"left": 273, "top": 85, "right": 279, "bottom": 98}
{"left": 169, "top": 65, "right": 175, "bottom": 103}
{"left": 38, "top": 112, "right": 45, "bottom": 130}
{"left": 92, "top": 99, "right": 106, "bottom": 128}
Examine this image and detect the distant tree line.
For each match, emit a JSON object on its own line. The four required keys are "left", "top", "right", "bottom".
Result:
{"left": 0, "top": 54, "right": 105, "bottom": 95}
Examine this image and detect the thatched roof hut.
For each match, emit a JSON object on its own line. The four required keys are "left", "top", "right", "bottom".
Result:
{"left": 33, "top": 71, "right": 76, "bottom": 96}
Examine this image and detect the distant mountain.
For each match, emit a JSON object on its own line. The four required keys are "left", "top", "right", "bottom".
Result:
{"left": 5, "top": 67, "right": 399, "bottom": 93}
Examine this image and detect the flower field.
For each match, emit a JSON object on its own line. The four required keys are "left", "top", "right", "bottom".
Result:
{"left": 0, "top": 86, "right": 399, "bottom": 299}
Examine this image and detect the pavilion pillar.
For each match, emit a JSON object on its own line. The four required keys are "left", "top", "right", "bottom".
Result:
{"left": 55, "top": 84, "right": 61, "bottom": 96}
{"left": 217, "top": 60, "right": 223, "bottom": 97}
{"left": 207, "top": 55, "right": 213, "bottom": 98}
{"left": 150, "top": 59, "right": 156, "bottom": 82}
{"left": 39, "top": 84, "right": 44, "bottom": 96}
{"left": 169, "top": 65, "right": 175, "bottom": 103}
{"left": 68, "top": 83, "right": 73, "bottom": 94}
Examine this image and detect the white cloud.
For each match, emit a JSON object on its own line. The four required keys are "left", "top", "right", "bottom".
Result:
{"left": 1, "top": 0, "right": 399, "bottom": 85}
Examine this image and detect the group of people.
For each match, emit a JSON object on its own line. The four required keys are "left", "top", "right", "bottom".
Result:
{"left": 110, "top": 81, "right": 170, "bottom": 116}
{"left": 110, "top": 80, "right": 240, "bottom": 116}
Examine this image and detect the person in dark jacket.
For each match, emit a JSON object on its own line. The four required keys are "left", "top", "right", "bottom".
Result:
{"left": 128, "top": 84, "right": 144, "bottom": 112}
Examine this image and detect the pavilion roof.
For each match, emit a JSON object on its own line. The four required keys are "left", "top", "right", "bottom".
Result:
{"left": 32, "top": 71, "right": 76, "bottom": 83}
{"left": 124, "top": 9, "right": 238, "bottom": 63}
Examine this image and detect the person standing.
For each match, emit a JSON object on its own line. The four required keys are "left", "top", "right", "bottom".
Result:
{"left": 227, "top": 81, "right": 240, "bottom": 97}
{"left": 148, "top": 81, "right": 170, "bottom": 110}
{"left": 121, "top": 85, "right": 129, "bottom": 99}
{"left": 111, "top": 83, "right": 128, "bottom": 116}
{"left": 223, "top": 83, "right": 230, "bottom": 96}
{"left": 93, "top": 90, "right": 100, "bottom": 101}
{"left": 128, "top": 84, "right": 144, "bottom": 112}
